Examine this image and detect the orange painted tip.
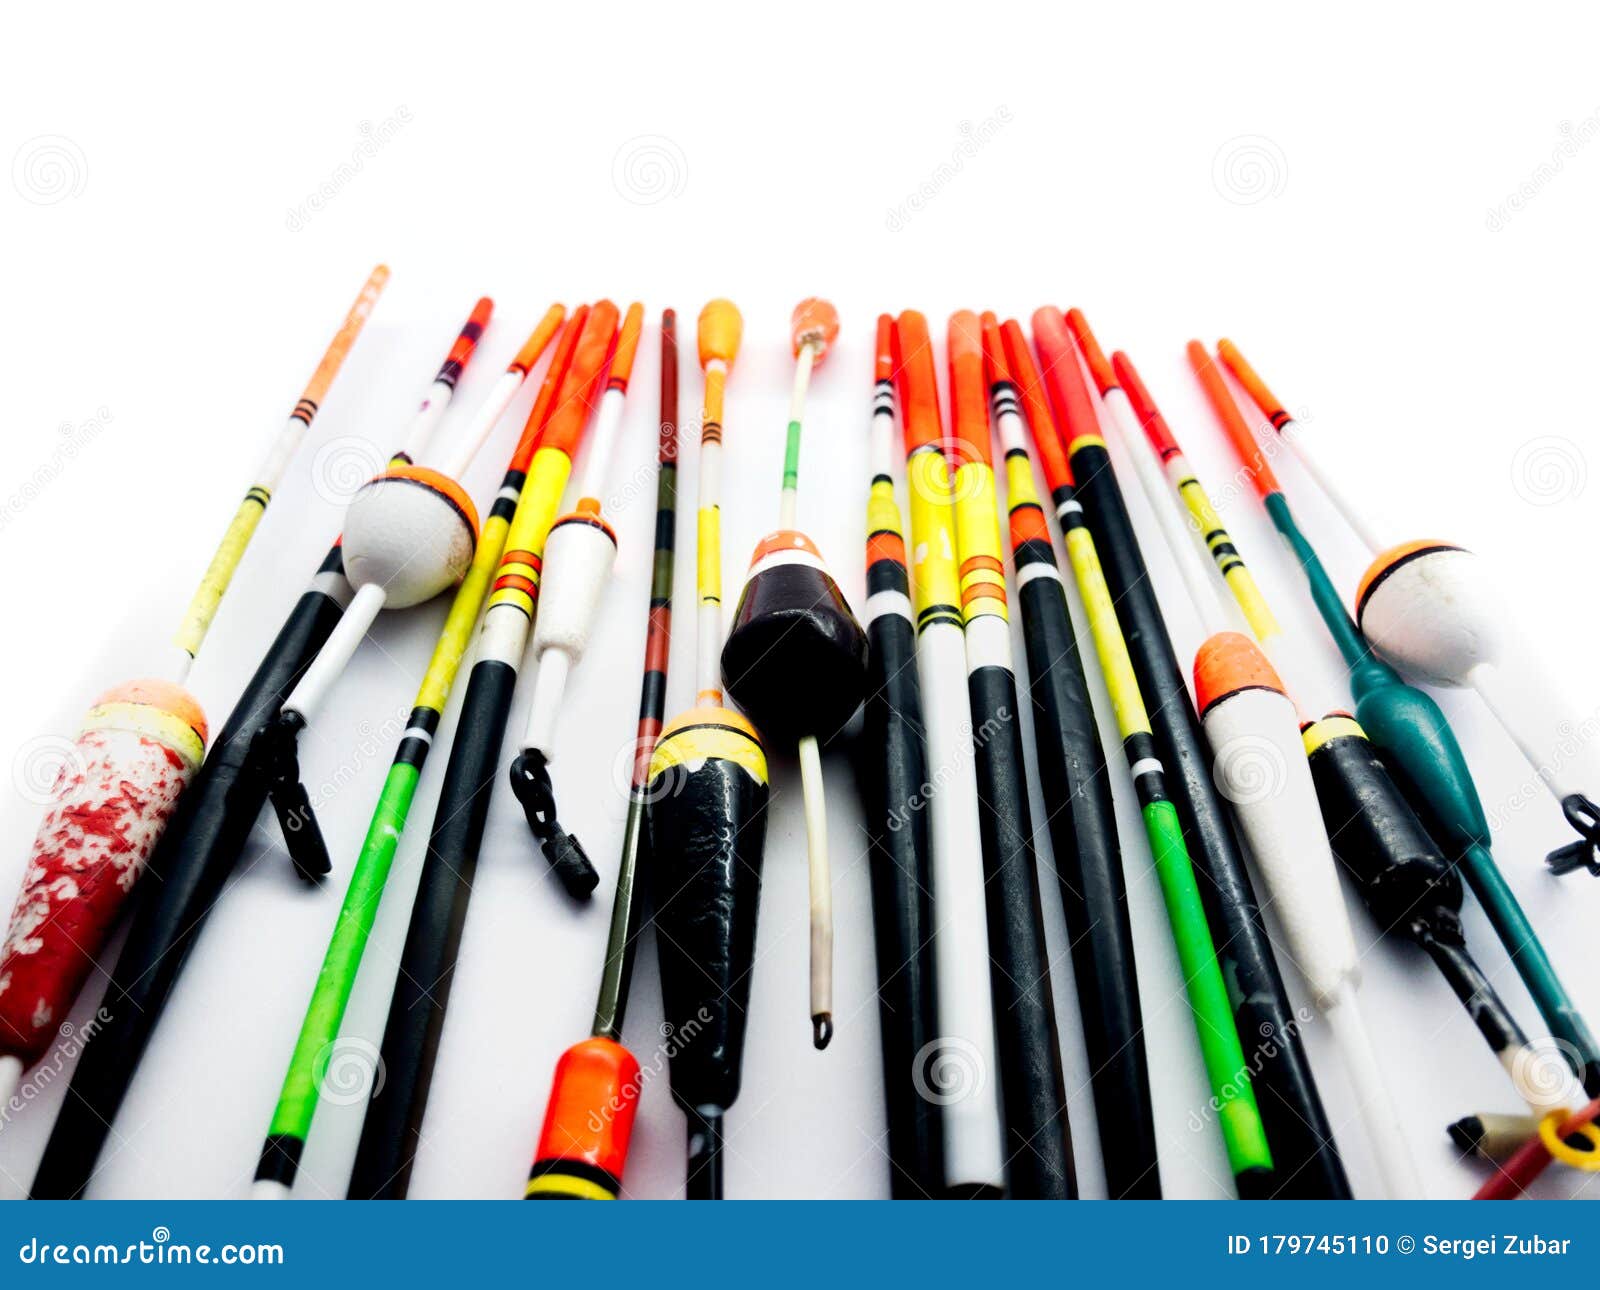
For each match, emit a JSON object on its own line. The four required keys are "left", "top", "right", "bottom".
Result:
{"left": 534, "top": 1036, "right": 641, "bottom": 1189}
{"left": 1193, "top": 630, "right": 1286, "bottom": 716}
{"left": 467, "top": 296, "right": 495, "bottom": 328}
{"left": 1354, "top": 540, "right": 1464, "bottom": 619}
{"left": 874, "top": 314, "right": 894, "bottom": 383}
{"left": 509, "top": 304, "right": 567, "bottom": 375}
{"left": 697, "top": 299, "right": 743, "bottom": 369}
{"left": 1112, "top": 351, "right": 1181, "bottom": 459}
{"left": 946, "top": 311, "right": 989, "bottom": 463}
{"left": 1000, "top": 319, "right": 1074, "bottom": 491}
{"left": 1217, "top": 338, "right": 1290, "bottom": 426}
{"left": 1065, "top": 309, "right": 1117, "bottom": 397}
{"left": 750, "top": 529, "right": 822, "bottom": 565}
{"left": 892, "top": 311, "right": 944, "bottom": 454}
{"left": 1188, "top": 339, "right": 1282, "bottom": 498}
{"left": 609, "top": 302, "right": 647, "bottom": 387}
{"left": 95, "top": 678, "right": 208, "bottom": 745}
{"left": 791, "top": 298, "right": 840, "bottom": 362}
{"left": 378, "top": 463, "right": 482, "bottom": 539}
{"left": 1030, "top": 307, "right": 1103, "bottom": 452}
{"left": 979, "top": 312, "right": 1013, "bottom": 386}
{"left": 515, "top": 304, "right": 589, "bottom": 461}
{"left": 541, "top": 301, "right": 620, "bottom": 457}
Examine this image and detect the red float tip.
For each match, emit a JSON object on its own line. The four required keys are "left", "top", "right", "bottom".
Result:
{"left": 892, "top": 311, "right": 943, "bottom": 454}
{"left": 1217, "top": 338, "right": 1290, "bottom": 428}
{"left": 1188, "top": 340, "right": 1282, "bottom": 499}
{"left": 979, "top": 312, "right": 1012, "bottom": 387}
{"left": 946, "top": 311, "right": 989, "bottom": 469}
{"left": 1111, "top": 351, "right": 1181, "bottom": 460}
{"left": 1065, "top": 309, "right": 1117, "bottom": 396}
{"left": 1030, "top": 307, "right": 1102, "bottom": 454}
{"left": 874, "top": 314, "right": 894, "bottom": 383}
{"left": 1001, "top": 319, "right": 1074, "bottom": 492}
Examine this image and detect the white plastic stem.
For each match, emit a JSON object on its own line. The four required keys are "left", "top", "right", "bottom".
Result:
{"left": 0, "top": 1055, "right": 20, "bottom": 1126}
{"left": 399, "top": 378, "right": 457, "bottom": 464}
{"left": 780, "top": 343, "right": 816, "bottom": 530}
{"left": 524, "top": 650, "right": 571, "bottom": 755}
{"left": 1277, "top": 416, "right": 1396, "bottom": 554}
{"left": 250, "top": 1179, "right": 291, "bottom": 1201}
{"left": 283, "top": 583, "right": 388, "bottom": 721}
{"left": 576, "top": 385, "right": 630, "bottom": 503}
{"left": 437, "top": 369, "right": 527, "bottom": 480}
{"left": 799, "top": 734, "right": 831, "bottom": 1026}
{"left": 1470, "top": 661, "right": 1600, "bottom": 806}
{"left": 1327, "top": 984, "right": 1423, "bottom": 1198}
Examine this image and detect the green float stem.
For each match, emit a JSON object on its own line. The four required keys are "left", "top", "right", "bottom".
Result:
{"left": 269, "top": 761, "right": 420, "bottom": 1139}
{"left": 1263, "top": 491, "right": 1600, "bottom": 1090}
{"left": 1143, "top": 799, "right": 1274, "bottom": 1176}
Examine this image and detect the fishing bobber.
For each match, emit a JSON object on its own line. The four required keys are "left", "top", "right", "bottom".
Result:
{"left": 256, "top": 464, "right": 479, "bottom": 882}
{"left": 525, "top": 1036, "right": 641, "bottom": 1200}
{"left": 1354, "top": 541, "right": 1600, "bottom": 876}
{"left": 1193, "top": 634, "right": 1359, "bottom": 1010}
{"left": 721, "top": 531, "right": 869, "bottom": 746}
{"left": 341, "top": 464, "right": 481, "bottom": 607}
{"left": 510, "top": 502, "right": 616, "bottom": 899}
{"left": 645, "top": 709, "right": 769, "bottom": 1194}
{"left": 0, "top": 680, "right": 206, "bottom": 1106}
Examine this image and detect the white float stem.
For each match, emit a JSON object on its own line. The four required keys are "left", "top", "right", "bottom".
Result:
{"left": 799, "top": 734, "right": 831, "bottom": 1027}
{"left": 1276, "top": 415, "right": 1396, "bottom": 554}
{"left": 1327, "top": 984, "right": 1423, "bottom": 1198}
{"left": 282, "top": 583, "right": 388, "bottom": 721}
{"left": 250, "top": 1179, "right": 292, "bottom": 1201}
{"left": 0, "top": 1055, "right": 20, "bottom": 1127}
{"left": 1470, "top": 660, "right": 1600, "bottom": 805}
{"left": 779, "top": 343, "right": 816, "bottom": 530}
{"left": 437, "top": 369, "right": 528, "bottom": 480}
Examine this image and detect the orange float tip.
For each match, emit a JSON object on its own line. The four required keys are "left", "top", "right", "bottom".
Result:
{"left": 946, "top": 311, "right": 988, "bottom": 466}
{"left": 1111, "top": 351, "right": 1180, "bottom": 459}
{"left": 791, "top": 298, "right": 840, "bottom": 362}
{"left": 468, "top": 296, "right": 495, "bottom": 327}
{"left": 530, "top": 1036, "right": 641, "bottom": 1197}
{"left": 749, "top": 529, "right": 822, "bottom": 566}
{"left": 96, "top": 678, "right": 207, "bottom": 745}
{"left": 874, "top": 314, "right": 894, "bottom": 383}
{"left": 979, "top": 312, "right": 1013, "bottom": 385}
{"left": 892, "top": 311, "right": 943, "bottom": 453}
{"left": 1065, "top": 309, "right": 1117, "bottom": 396}
{"left": 509, "top": 304, "right": 568, "bottom": 374}
{"left": 1216, "top": 338, "right": 1290, "bottom": 426}
{"left": 697, "top": 299, "right": 743, "bottom": 368}
{"left": 377, "top": 463, "right": 482, "bottom": 538}
{"left": 1187, "top": 339, "right": 1284, "bottom": 497}
{"left": 611, "top": 302, "right": 647, "bottom": 384}
{"left": 1193, "top": 631, "right": 1285, "bottom": 716}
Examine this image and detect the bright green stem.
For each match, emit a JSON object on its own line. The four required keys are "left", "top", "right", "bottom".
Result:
{"left": 268, "top": 760, "right": 420, "bottom": 1138}
{"left": 782, "top": 419, "right": 802, "bottom": 495}
{"left": 1142, "top": 799, "right": 1274, "bottom": 1178}
{"left": 1263, "top": 492, "right": 1600, "bottom": 1087}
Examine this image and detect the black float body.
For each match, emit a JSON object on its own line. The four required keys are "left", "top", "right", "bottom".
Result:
{"left": 721, "top": 531, "right": 868, "bottom": 748}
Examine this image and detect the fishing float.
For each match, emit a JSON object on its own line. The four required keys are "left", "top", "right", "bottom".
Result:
{"left": 0, "top": 265, "right": 389, "bottom": 1123}
{"left": 643, "top": 299, "right": 768, "bottom": 1200}
{"left": 524, "top": 310, "right": 679, "bottom": 1201}
{"left": 983, "top": 315, "right": 1158, "bottom": 1197}
{"left": 721, "top": 299, "right": 867, "bottom": 1049}
{"left": 1183, "top": 338, "right": 1585, "bottom": 1115}
{"left": 252, "top": 297, "right": 500, "bottom": 881}
{"left": 1216, "top": 339, "right": 1600, "bottom": 879}
{"left": 858, "top": 314, "right": 943, "bottom": 1197}
{"left": 889, "top": 310, "right": 1004, "bottom": 1198}
{"left": 939, "top": 310, "right": 1074, "bottom": 1198}
{"left": 1196, "top": 340, "right": 1600, "bottom": 1097}
{"left": 1087, "top": 334, "right": 1421, "bottom": 1195}
{"left": 29, "top": 288, "right": 502, "bottom": 1199}
{"left": 510, "top": 304, "right": 648, "bottom": 900}
{"left": 1031, "top": 306, "right": 1351, "bottom": 1198}
{"left": 346, "top": 301, "right": 621, "bottom": 1199}
{"left": 249, "top": 304, "right": 567, "bottom": 1200}
{"left": 1000, "top": 318, "right": 1269, "bottom": 1199}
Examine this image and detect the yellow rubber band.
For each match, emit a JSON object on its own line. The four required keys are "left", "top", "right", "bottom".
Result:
{"left": 1538, "top": 1111, "right": 1600, "bottom": 1171}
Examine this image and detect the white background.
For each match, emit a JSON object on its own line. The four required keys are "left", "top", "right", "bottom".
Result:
{"left": 1, "top": 0, "right": 1597, "bottom": 1201}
